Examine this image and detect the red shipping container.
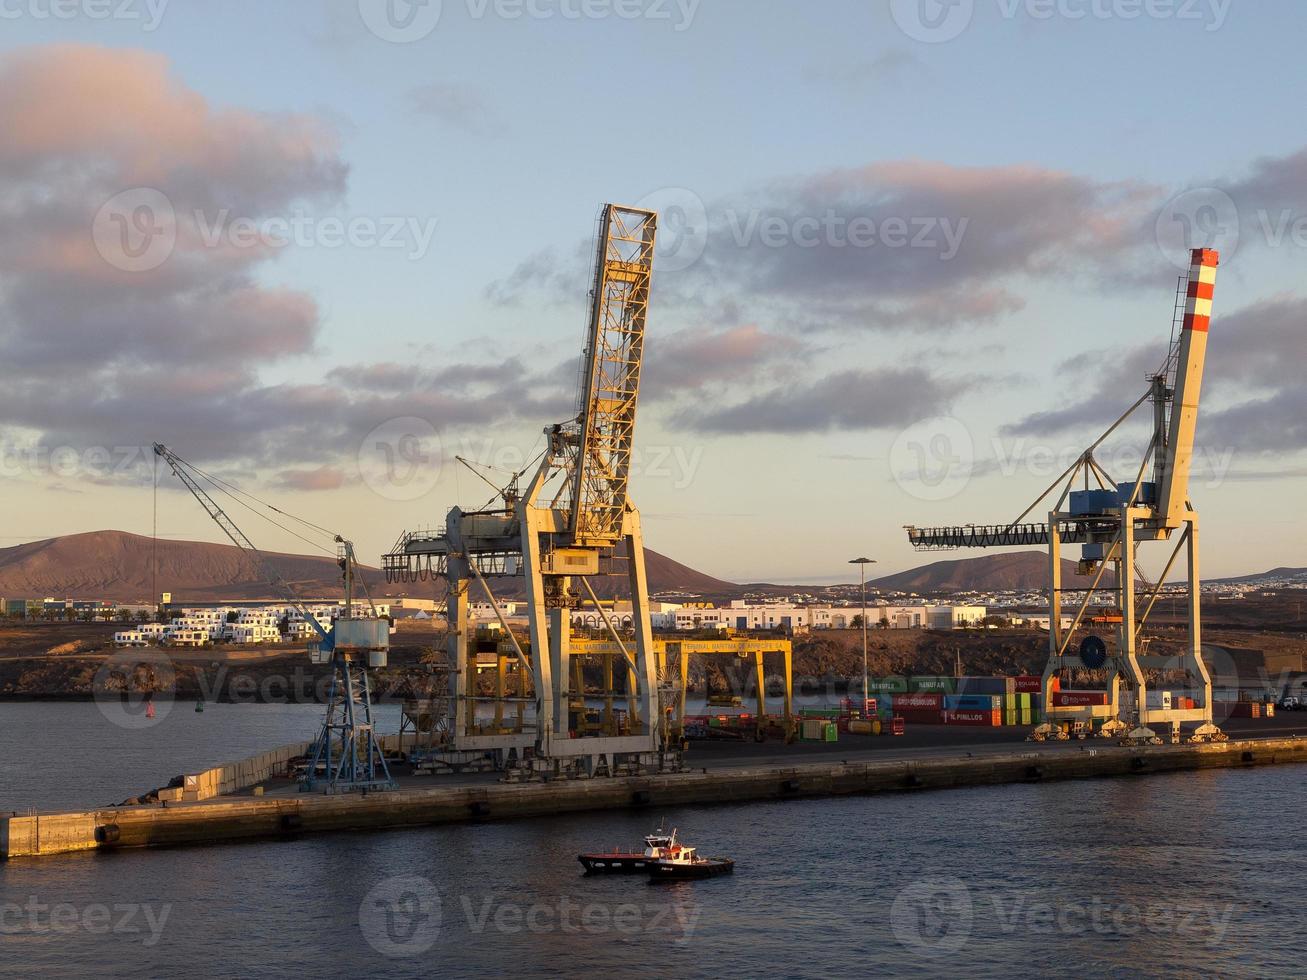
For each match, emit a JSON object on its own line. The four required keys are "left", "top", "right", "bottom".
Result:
{"left": 894, "top": 693, "right": 944, "bottom": 711}
{"left": 944, "top": 709, "right": 1002, "bottom": 726}
{"left": 1015, "top": 675, "right": 1043, "bottom": 694}
{"left": 894, "top": 708, "right": 945, "bottom": 725}
{"left": 1053, "top": 691, "right": 1109, "bottom": 707}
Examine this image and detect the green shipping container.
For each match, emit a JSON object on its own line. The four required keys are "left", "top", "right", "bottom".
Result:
{"left": 1020, "top": 707, "right": 1032, "bottom": 725}
{"left": 1005, "top": 709, "right": 1018, "bottom": 726}
{"left": 822, "top": 722, "right": 838, "bottom": 742}
{"left": 872, "top": 676, "right": 909, "bottom": 694}
{"left": 907, "top": 676, "right": 956, "bottom": 693}
{"left": 1019, "top": 693, "right": 1032, "bottom": 709}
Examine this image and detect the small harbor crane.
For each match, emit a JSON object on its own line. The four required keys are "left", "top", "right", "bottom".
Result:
{"left": 153, "top": 444, "right": 397, "bottom": 792}
{"left": 904, "top": 249, "right": 1226, "bottom": 745}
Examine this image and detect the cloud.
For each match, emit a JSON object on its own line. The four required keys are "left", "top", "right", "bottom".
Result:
{"left": 1000, "top": 294, "right": 1307, "bottom": 456}
{"left": 0, "top": 45, "right": 551, "bottom": 479}
{"left": 805, "top": 48, "right": 923, "bottom": 86}
{"left": 1224, "top": 147, "right": 1307, "bottom": 216}
{"left": 488, "top": 159, "right": 1156, "bottom": 333}
{"left": 670, "top": 367, "right": 971, "bottom": 435}
{"left": 408, "top": 82, "right": 500, "bottom": 135}
{"left": 271, "top": 465, "right": 348, "bottom": 492}
{"left": 1200, "top": 294, "right": 1307, "bottom": 452}
{"left": 642, "top": 323, "right": 808, "bottom": 396}
{"left": 0, "top": 45, "right": 352, "bottom": 466}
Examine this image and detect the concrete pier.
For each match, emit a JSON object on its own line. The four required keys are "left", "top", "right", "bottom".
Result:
{"left": 4, "top": 735, "right": 1305, "bottom": 859}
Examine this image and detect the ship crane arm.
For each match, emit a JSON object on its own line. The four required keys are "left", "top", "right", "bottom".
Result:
{"left": 567, "top": 204, "right": 656, "bottom": 546}
{"left": 151, "top": 442, "right": 332, "bottom": 644}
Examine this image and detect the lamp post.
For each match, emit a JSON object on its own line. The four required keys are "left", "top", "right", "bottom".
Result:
{"left": 849, "top": 557, "right": 876, "bottom": 715}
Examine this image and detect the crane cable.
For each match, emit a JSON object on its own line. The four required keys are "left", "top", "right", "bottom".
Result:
{"left": 182, "top": 458, "right": 339, "bottom": 545}
{"left": 175, "top": 459, "right": 337, "bottom": 558}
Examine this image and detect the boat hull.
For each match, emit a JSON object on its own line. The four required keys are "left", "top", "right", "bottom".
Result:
{"left": 578, "top": 854, "right": 653, "bottom": 875}
{"left": 648, "top": 858, "right": 734, "bottom": 881}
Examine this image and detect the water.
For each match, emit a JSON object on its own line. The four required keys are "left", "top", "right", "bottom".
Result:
{"left": 0, "top": 701, "right": 403, "bottom": 810}
{"left": 0, "top": 704, "right": 1301, "bottom": 978}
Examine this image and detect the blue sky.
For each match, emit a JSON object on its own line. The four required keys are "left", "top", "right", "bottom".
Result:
{"left": 1, "top": 0, "right": 1305, "bottom": 582}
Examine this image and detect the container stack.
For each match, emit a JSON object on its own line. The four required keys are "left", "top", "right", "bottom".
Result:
{"left": 881, "top": 677, "right": 1047, "bottom": 726}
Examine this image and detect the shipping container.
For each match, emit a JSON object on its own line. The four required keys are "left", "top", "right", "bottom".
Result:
{"left": 956, "top": 676, "right": 1015, "bottom": 696}
{"left": 893, "top": 708, "right": 945, "bottom": 725}
{"left": 871, "top": 676, "right": 909, "bottom": 694}
{"left": 891, "top": 693, "right": 945, "bottom": 711}
{"left": 943, "top": 709, "right": 1003, "bottom": 726}
{"left": 799, "top": 707, "right": 842, "bottom": 718}
{"left": 800, "top": 718, "right": 827, "bottom": 740}
{"left": 1053, "top": 691, "right": 1109, "bottom": 707}
{"left": 907, "top": 675, "right": 956, "bottom": 693}
{"left": 944, "top": 694, "right": 1003, "bottom": 711}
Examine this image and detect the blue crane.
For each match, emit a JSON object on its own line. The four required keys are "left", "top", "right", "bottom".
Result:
{"left": 152, "top": 443, "right": 396, "bottom": 793}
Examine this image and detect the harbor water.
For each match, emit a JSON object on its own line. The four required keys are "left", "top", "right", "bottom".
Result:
{"left": 0, "top": 703, "right": 1301, "bottom": 978}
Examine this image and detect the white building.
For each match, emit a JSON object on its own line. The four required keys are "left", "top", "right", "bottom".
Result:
{"left": 163, "top": 626, "right": 210, "bottom": 647}
{"left": 926, "top": 605, "right": 987, "bottom": 629}
{"left": 227, "top": 623, "right": 282, "bottom": 645}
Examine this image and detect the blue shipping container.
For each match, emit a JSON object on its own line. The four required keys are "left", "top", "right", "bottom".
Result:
{"left": 944, "top": 694, "right": 1003, "bottom": 710}
{"left": 955, "top": 676, "right": 1014, "bottom": 696}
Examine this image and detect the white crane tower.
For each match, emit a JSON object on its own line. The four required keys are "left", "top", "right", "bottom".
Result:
{"left": 906, "top": 248, "right": 1226, "bottom": 745}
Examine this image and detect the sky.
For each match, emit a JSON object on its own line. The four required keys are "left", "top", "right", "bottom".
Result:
{"left": 1, "top": 0, "right": 1305, "bottom": 584}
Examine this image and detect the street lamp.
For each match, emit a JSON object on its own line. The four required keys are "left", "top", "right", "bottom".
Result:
{"left": 849, "top": 557, "right": 876, "bottom": 715}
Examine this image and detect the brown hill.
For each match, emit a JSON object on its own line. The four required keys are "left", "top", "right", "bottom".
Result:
{"left": 870, "top": 551, "right": 1117, "bottom": 593}
{"left": 0, "top": 530, "right": 370, "bottom": 602}
{"left": 0, "top": 531, "right": 738, "bottom": 603}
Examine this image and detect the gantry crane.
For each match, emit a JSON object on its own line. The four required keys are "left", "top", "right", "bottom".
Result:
{"left": 385, "top": 205, "right": 661, "bottom": 777}
{"left": 904, "top": 248, "right": 1226, "bottom": 745}
{"left": 384, "top": 203, "right": 793, "bottom": 777}
{"left": 153, "top": 444, "right": 397, "bottom": 792}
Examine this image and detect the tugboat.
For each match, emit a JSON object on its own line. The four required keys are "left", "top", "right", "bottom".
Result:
{"left": 579, "top": 824, "right": 679, "bottom": 875}
{"left": 647, "top": 829, "right": 734, "bottom": 882}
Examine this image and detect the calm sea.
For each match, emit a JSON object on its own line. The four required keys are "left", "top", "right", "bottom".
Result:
{"left": 0, "top": 702, "right": 1299, "bottom": 978}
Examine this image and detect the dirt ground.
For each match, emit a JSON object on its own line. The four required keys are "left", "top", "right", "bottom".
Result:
{"left": 2, "top": 598, "right": 1303, "bottom": 699}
